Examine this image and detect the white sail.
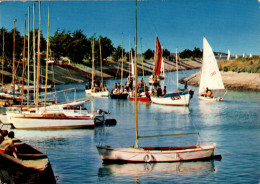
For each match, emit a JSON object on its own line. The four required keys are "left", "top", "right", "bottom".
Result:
{"left": 227, "top": 49, "right": 230, "bottom": 61}
{"left": 199, "top": 37, "right": 225, "bottom": 94}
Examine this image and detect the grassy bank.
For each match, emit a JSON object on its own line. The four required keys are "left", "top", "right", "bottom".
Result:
{"left": 218, "top": 56, "right": 260, "bottom": 73}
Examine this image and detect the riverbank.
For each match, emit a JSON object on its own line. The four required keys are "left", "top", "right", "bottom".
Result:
{"left": 183, "top": 71, "right": 260, "bottom": 91}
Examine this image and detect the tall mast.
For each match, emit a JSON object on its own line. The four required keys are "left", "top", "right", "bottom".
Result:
{"left": 44, "top": 4, "right": 50, "bottom": 109}
{"left": 99, "top": 37, "right": 103, "bottom": 88}
{"left": 134, "top": 0, "right": 138, "bottom": 148}
{"left": 176, "top": 48, "right": 179, "bottom": 90}
{"left": 12, "top": 19, "right": 16, "bottom": 98}
{"left": 33, "top": 3, "right": 36, "bottom": 103}
{"left": 36, "top": 0, "right": 41, "bottom": 109}
{"left": 140, "top": 37, "right": 145, "bottom": 89}
{"left": 121, "top": 34, "right": 124, "bottom": 86}
{"left": 91, "top": 38, "right": 95, "bottom": 88}
{"left": 27, "top": 7, "right": 30, "bottom": 107}
{"left": 21, "top": 15, "right": 26, "bottom": 110}
{"left": 2, "top": 30, "right": 4, "bottom": 86}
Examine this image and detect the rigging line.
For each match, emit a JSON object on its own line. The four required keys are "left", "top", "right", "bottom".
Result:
{"left": 138, "top": 132, "right": 199, "bottom": 138}
{"left": 187, "top": 109, "right": 201, "bottom": 145}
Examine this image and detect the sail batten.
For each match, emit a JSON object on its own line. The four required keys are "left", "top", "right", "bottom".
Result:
{"left": 199, "top": 37, "right": 225, "bottom": 94}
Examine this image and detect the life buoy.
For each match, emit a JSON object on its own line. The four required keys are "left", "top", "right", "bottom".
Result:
{"left": 144, "top": 154, "right": 152, "bottom": 163}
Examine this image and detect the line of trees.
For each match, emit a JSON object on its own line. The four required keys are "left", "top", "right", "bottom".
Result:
{"left": 0, "top": 27, "right": 203, "bottom": 68}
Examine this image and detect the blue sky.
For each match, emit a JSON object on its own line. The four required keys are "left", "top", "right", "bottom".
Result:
{"left": 0, "top": 0, "right": 259, "bottom": 55}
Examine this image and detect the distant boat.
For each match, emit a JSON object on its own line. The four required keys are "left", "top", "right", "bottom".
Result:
{"left": 97, "top": 0, "right": 217, "bottom": 163}
{"left": 227, "top": 49, "right": 230, "bottom": 61}
{"left": 85, "top": 38, "right": 109, "bottom": 97}
{"left": 150, "top": 49, "right": 193, "bottom": 106}
{"left": 149, "top": 37, "right": 162, "bottom": 85}
{"left": 199, "top": 37, "right": 225, "bottom": 101}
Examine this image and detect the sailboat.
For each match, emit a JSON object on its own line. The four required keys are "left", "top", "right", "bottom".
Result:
{"left": 97, "top": 0, "right": 217, "bottom": 163}
{"left": 86, "top": 38, "right": 109, "bottom": 97}
{"left": 6, "top": 4, "right": 105, "bottom": 129}
{"left": 149, "top": 37, "right": 162, "bottom": 85}
{"left": 110, "top": 42, "right": 129, "bottom": 99}
{"left": 150, "top": 49, "right": 193, "bottom": 106}
{"left": 199, "top": 37, "right": 225, "bottom": 101}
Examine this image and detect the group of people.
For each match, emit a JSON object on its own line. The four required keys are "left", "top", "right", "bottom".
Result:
{"left": 85, "top": 77, "right": 108, "bottom": 92}
{"left": 151, "top": 85, "right": 167, "bottom": 97}
{"left": 0, "top": 129, "right": 17, "bottom": 158}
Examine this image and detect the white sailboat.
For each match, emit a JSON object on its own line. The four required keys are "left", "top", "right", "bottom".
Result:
{"left": 97, "top": 0, "right": 216, "bottom": 163}
{"left": 227, "top": 49, "right": 230, "bottom": 61}
{"left": 150, "top": 49, "right": 193, "bottom": 106}
{"left": 86, "top": 38, "right": 109, "bottom": 97}
{"left": 199, "top": 37, "right": 225, "bottom": 101}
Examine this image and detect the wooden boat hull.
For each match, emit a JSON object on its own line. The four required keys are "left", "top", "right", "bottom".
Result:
{"left": 151, "top": 91, "right": 190, "bottom": 106}
{"left": 0, "top": 139, "right": 55, "bottom": 183}
{"left": 97, "top": 145, "right": 215, "bottom": 163}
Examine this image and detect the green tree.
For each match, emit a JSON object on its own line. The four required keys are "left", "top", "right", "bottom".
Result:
{"left": 144, "top": 49, "right": 153, "bottom": 60}
{"left": 179, "top": 49, "right": 193, "bottom": 59}
{"left": 163, "top": 48, "right": 170, "bottom": 59}
{"left": 112, "top": 46, "right": 123, "bottom": 61}
{"left": 192, "top": 47, "right": 202, "bottom": 58}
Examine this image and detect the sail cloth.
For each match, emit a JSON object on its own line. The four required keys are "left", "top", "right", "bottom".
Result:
{"left": 199, "top": 37, "right": 225, "bottom": 94}
{"left": 154, "top": 37, "right": 163, "bottom": 76}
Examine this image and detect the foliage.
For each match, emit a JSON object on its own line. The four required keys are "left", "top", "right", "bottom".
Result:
{"left": 163, "top": 48, "right": 170, "bottom": 59}
{"left": 179, "top": 47, "right": 202, "bottom": 59}
{"left": 218, "top": 56, "right": 260, "bottom": 73}
{"left": 112, "top": 46, "right": 123, "bottom": 62}
{"left": 143, "top": 49, "right": 153, "bottom": 60}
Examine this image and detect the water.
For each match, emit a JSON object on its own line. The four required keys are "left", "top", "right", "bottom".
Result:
{"left": 1, "top": 69, "right": 259, "bottom": 183}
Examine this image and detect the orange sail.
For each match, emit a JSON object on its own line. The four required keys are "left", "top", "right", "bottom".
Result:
{"left": 154, "top": 37, "right": 163, "bottom": 76}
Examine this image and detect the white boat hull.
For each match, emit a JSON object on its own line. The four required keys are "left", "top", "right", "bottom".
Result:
{"left": 151, "top": 92, "right": 190, "bottom": 106}
{"left": 10, "top": 115, "right": 95, "bottom": 129}
{"left": 97, "top": 145, "right": 215, "bottom": 163}
{"left": 199, "top": 96, "right": 223, "bottom": 101}
{"left": 85, "top": 90, "right": 109, "bottom": 97}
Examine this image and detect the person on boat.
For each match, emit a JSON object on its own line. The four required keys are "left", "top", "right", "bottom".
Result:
{"left": 0, "top": 131, "right": 17, "bottom": 158}
{"left": 114, "top": 83, "right": 118, "bottom": 89}
{"left": 157, "top": 85, "right": 162, "bottom": 97}
{"left": 163, "top": 86, "right": 167, "bottom": 96}
{"left": 207, "top": 89, "right": 213, "bottom": 98}
{"left": 145, "top": 89, "right": 151, "bottom": 101}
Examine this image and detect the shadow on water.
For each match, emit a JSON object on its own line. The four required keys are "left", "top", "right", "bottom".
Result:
{"left": 98, "top": 160, "right": 216, "bottom": 178}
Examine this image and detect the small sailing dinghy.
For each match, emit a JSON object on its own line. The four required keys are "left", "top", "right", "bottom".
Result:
{"left": 199, "top": 37, "right": 226, "bottom": 101}
{"left": 97, "top": 0, "right": 218, "bottom": 163}
{"left": 150, "top": 49, "right": 193, "bottom": 106}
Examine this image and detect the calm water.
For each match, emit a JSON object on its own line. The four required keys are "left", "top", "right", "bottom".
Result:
{"left": 1, "top": 69, "right": 259, "bottom": 184}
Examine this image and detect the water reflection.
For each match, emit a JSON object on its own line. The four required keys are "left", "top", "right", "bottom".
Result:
{"left": 151, "top": 103, "right": 190, "bottom": 115}
{"left": 98, "top": 160, "right": 216, "bottom": 178}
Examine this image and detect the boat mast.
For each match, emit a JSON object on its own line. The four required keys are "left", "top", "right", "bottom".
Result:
{"left": 91, "top": 38, "right": 95, "bottom": 88}
{"left": 27, "top": 7, "right": 30, "bottom": 107}
{"left": 121, "top": 34, "right": 124, "bottom": 86}
{"left": 140, "top": 37, "right": 145, "bottom": 89}
{"left": 21, "top": 14, "right": 26, "bottom": 110}
{"left": 44, "top": 4, "right": 50, "bottom": 110}
{"left": 36, "top": 0, "right": 41, "bottom": 109}
{"left": 33, "top": 3, "right": 36, "bottom": 103}
{"left": 2, "top": 30, "right": 4, "bottom": 86}
{"left": 99, "top": 37, "right": 103, "bottom": 88}
{"left": 176, "top": 48, "right": 179, "bottom": 90}
{"left": 134, "top": 0, "right": 138, "bottom": 148}
{"left": 12, "top": 19, "right": 16, "bottom": 98}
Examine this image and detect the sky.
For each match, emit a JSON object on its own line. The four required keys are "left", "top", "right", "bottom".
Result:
{"left": 0, "top": 0, "right": 259, "bottom": 55}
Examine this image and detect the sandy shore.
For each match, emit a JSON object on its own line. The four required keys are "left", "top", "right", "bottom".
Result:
{"left": 184, "top": 71, "right": 260, "bottom": 91}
